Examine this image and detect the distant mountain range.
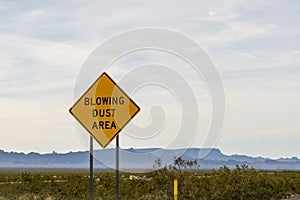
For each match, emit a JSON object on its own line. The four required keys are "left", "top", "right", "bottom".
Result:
{"left": 0, "top": 148, "right": 299, "bottom": 170}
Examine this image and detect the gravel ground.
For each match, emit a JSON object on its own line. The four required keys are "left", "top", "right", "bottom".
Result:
{"left": 282, "top": 194, "right": 300, "bottom": 200}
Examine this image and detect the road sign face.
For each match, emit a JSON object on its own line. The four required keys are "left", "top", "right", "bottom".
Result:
{"left": 69, "top": 72, "right": 140, "bottom": 148}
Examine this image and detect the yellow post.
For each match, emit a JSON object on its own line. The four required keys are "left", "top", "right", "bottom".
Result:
{"left": 174, "top": 179, "right": 178, "bottom": 200}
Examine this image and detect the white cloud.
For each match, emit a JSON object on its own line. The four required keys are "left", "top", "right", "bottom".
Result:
{"left": 0, "top": 0, "right": 299, "bottom": 158}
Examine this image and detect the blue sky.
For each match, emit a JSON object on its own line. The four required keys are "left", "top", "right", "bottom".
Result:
{"left": 0, "top": 0, "right": 299, "bottom": 158}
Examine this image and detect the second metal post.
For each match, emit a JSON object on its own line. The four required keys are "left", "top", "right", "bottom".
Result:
{"left": 116, "top": 135, "right": 119, "bottom": 200}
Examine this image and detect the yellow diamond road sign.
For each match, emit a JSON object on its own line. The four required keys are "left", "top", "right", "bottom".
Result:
{"left": 69, "top": 72, "right": 140, "bottom": 148}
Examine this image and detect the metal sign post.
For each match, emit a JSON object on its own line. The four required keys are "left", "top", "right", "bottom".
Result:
{"left": 90, "top": 136, "right": 93, "bottom": 200}
{"left": 116, "top": 135, "right": 119, "bottom": 200}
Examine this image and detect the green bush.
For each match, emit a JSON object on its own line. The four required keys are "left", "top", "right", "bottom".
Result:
{"left": 0, "top": 166, "right": 299, "bottom": 199}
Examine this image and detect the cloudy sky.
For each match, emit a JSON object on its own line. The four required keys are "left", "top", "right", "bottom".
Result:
{"left": 0, "top": 0, "right": 299, "bottom": 158}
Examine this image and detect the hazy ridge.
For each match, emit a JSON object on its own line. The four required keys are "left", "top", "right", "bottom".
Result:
{"left": 0, "top": 148, "right": 299, "bottom": 170}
